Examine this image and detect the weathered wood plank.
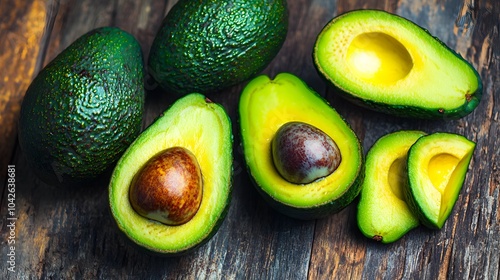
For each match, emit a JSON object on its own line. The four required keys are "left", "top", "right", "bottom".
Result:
{"left": 0, "top": 0, "right": 47, "bottom": 191}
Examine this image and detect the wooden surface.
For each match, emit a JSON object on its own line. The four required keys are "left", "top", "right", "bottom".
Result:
{"left": 1, "top": 0, "right": 499, "bottom": 279}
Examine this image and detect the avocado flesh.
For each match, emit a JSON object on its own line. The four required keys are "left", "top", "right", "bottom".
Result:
{"left": 357, "top": 131, "right": 424, "bottom": 243}
{"left": 405, "top": 133, "right": 475, "bottom": 229}
{"left": 239, "top": 73, "right": 363, "bottom": 219}
{"left": 18, "top": 27, "right": 145, "bottom": 186}
{"left": 148, "top": 0, "right": 288, "bottom": 95}
{"left": 313, "top": 10, "right": 482, "bottom": 119}
{"left": 109, "top": 94, "right": 233, "bottom": 255}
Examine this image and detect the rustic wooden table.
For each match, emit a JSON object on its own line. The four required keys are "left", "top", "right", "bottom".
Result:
{"left": 1, "top": 0, "right": 499, "bottom": 279}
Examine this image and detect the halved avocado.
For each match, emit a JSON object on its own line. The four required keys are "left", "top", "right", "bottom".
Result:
{"left": 109, "top": 93, "right": 233, "bottom": 255}
{"left": 313, "top": 9, "right": 482, "bottom": 119}
{"left": 239, "top": 73, "right": 363, "bottom": 220}
{"left": 357, "top": 130, "right": 424, "bottom": 243}
{"left": 404, "top": 132, "right": 475, "bottom": 229}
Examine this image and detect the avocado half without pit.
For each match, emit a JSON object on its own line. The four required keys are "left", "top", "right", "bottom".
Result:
{"left": 239, "top": 73, "right": 363, "bottom": 220}
{"left": 313, "top": 9, "right": 482, "bottom": 119}
{"left": 109, "top": 94, "right": 233, "bottom": 255}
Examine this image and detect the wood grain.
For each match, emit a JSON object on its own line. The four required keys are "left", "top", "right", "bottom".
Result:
{"left": 1, "top": 0, "right": 498, "bottom": 279}
{"left": 0, "top": 0, "right": 47, "bottom": 188}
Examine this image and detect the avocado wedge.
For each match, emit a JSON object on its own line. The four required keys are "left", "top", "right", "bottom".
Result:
{"left": 239, "top": 73, "right": 363, "bottom": 220}
{"left": 357, "top": 130, "right": 424, "bottom": 243}
{"left": 313, "top": 10, "right": 482, "bottom": 119}
{"left": 109, "top": 94, "right": 233, "bottom": 255}
{"left": 404, "top": 132, "right": 475, "bottom": 229}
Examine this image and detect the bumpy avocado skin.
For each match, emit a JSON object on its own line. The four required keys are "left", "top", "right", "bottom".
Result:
{"left": 18, "top": 27, "right": 145, "bottom": 186}
{"left": 148, "top": 0, "right": 288, "bottom": 95}
{"left": 313, "top": 10, "right": 482, "bottom": 119}
{"left": 239, "top": 73, "right": 364, "bottom": 220}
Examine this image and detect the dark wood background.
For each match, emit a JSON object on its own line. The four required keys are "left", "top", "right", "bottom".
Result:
{"left": 1, "top": 0, "right": 499, "bottom": 279}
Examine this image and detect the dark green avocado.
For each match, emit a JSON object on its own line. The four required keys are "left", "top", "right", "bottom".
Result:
{"left": 239, "top": 73, "right": 364, "bottom": 220}
{"left": 18, "top": 27, "right": 145, "bottom": 186}
{"left": 313, "top": 10, "right": 482, "bottom": 119}
{"left": 109, "top": 93, "right": 233, "bottom": 255}
{"left": 148, "top": 0, "right": 288, "bottom": 95}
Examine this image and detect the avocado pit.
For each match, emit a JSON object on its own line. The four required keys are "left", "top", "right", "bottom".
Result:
{"left": 271, "top": 121, "right": 342, "bottom": 184}
{"left": 129, "top": 146, "right": 202, "bottom": 226}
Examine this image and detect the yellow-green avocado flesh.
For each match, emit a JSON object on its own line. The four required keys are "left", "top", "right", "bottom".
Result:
{"left": 357, "top": 130, "right": 424, "bottom": 243}
{"left": 239, "top": 73, "right": 363, "bottom": 220}
{"left": 313, "top": 9, "right": 482, "bottom": 119}
{"left": 405, "top": 132, "right": 475, "bottom": 229}
{"left": 109, "top": 93, "right": 233, "bottom": 255}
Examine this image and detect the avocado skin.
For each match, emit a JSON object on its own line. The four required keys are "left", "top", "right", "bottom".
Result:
{"left": 18, "top": 27, "right": 145, "bottom": 186}
{"left": 313, "top": 10, "right": 483, "bottom": 120}
{"left": 321, "top": 73, "right": 482, "bottom": 120}
{"left": 148, "top": 0, "right": 288, "bottom": 95}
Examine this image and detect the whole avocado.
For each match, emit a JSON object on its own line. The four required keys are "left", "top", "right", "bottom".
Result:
{"left": 148, "top": 0, "right": 288, "bottom": 95}
{"left": 18, "top": 27, "right": 145, "bottom": 186}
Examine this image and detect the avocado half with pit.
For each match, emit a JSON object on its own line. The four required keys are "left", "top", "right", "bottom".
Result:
{"left": 109, "top": 93, "right": 233, "bottom": 255}
{"left": 313, "top": 9, "right": 482, "bottom": 119}
{"left": 357, "top": 130, "right": 424, "bottom": 243}
{"left": 404, "top": 132, "right": 475, "bottom": 229}
{"left": 239, "top": 73, "right": 363, "bottom": 220}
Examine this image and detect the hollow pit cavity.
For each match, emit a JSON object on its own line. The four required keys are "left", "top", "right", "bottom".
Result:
{"left": 346, "top": 32, "right": 413, "bottom": 84}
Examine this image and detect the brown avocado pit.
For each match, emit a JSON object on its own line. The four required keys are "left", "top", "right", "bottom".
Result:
{"left": 129, "top": 146, "right": 203, "bottom": 226}
{"left": 271, "top": 121, "right": 342, "bottom": 184}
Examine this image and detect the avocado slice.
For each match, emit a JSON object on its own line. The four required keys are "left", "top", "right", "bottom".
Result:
{"left": 313, "top": 10, "right": 482, "bottom": 119}
{"left": 404, "top": 132, "right": 475, "bottom": 229}
{"left": 239, "top": 73, "right": 363, "bottom": 220}
{"left": 18, "top": 27, "right": 145, "bottom": 186}
{"left": 148, "top": 0, "right": 288, "bottom": 95}
{"left": 109, "top": 94, "right": 233, "bottom": 255}
{"left": 357, "top": 130, "right": 424, "bottom": 243}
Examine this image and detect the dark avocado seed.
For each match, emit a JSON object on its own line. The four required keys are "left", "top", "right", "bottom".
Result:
{"left": 271, "top": 122, "right": 342, "bottom": 184}
{"left": 129, "top": 147, "right": 202, "bottom": 225}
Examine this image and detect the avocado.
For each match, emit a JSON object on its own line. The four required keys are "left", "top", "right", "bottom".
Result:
{"left": 18, "top": 27, "right": 145, "bottom": 186}
{"left": 313, "top": 10, "right": 482, "bottom": 119}
{"left": 404, "top": 132, "right": 475, "bottom": 229}
{"left": 148, "top": 0, "right": 288, "bottom": 95}
{"left": 239, "top": 73, "right": 363, "bottom": 220}
{"left": 357, "top": 130, "right": 424, "bottom": 243}
{"left": 109, "top": 93, "right": 233, "bottom": 255}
